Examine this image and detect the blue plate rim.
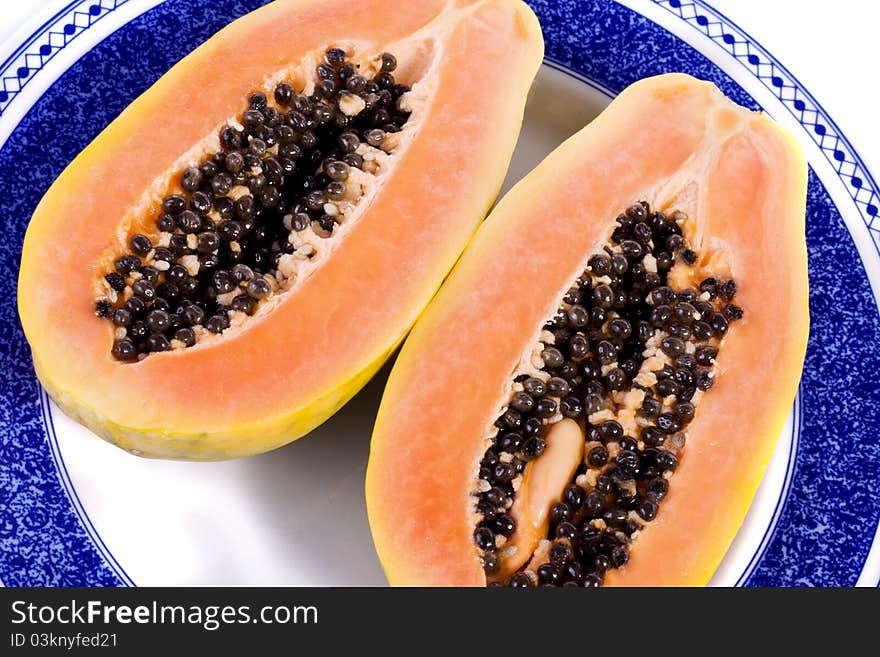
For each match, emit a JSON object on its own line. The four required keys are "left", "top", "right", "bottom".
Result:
{"left": 0, "top": 0, "right": 876, "bottom": 586}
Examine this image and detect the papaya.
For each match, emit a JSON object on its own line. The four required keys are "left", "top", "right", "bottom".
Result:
{"left": 365, "top": 73, "right": 808, "bottom": 586}
{"left": 17, "top": 0, "right": 544, "bottom": 460}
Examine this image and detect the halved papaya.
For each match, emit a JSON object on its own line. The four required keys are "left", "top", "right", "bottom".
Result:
{"left": 366, "top": 73, "right": 808, "bottom": 586}
{"left": 17, "top": 0, "right": 543, "bottom": 460}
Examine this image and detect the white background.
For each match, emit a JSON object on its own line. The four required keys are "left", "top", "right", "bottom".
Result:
{"left": 0, "top": 0, "right": 876, "bottom": 585}
{"left": 1, "top": 0, "right": 878, "bottom": 177}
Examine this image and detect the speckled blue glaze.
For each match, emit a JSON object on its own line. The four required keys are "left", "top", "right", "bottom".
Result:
{"left": 0, "top": 0, "right": 877, "bottom": 586}
{"left": 747, "top": 172, "right": 880, "bottom": 586}
{"left": 533, "top": 0, "right": 762, "bottom": 109}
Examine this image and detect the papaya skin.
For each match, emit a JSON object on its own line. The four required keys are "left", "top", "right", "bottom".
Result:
{"left": 365, "top": 73, "right": 808, "bottom": 586}
{"left": 17, "top": 0, "right": 544, "bottom": 460}
{"left": 30, "top": 337, "right": 398, "bottom": 459}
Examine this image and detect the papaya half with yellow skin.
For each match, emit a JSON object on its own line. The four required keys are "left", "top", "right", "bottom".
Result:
{"left": 366, "top": 73, "right": 808, "bottom": 586}
{"left": 17, "top": 0, "right": 544, "bottom": 460}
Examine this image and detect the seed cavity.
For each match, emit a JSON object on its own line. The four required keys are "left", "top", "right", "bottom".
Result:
{"left": 473, "top": 202, "right": 743, "bottom": 587}
{"left": 94, "top": 48, "right": 414, "bottom": 361}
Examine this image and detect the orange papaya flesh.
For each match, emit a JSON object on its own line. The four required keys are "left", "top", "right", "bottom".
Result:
{"left": 17, "top": 0, "right": 544, "bottom": 460}
{"left": 366, "top": 73, "right": 808, "bottom": 586}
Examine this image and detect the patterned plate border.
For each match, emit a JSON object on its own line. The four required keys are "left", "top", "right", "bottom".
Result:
{"left": 0, "top": 0, "right": 877, "bottom": 586}
{"left": 0, "top": 0, "right": 132, "bottom": 118}
{"left": 657, "top": 0, "right": 880, "bottom": 259}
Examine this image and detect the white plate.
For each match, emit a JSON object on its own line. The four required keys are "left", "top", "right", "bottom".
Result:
{"left": 1, "top": 0, "right": 878, "bottom": 586}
